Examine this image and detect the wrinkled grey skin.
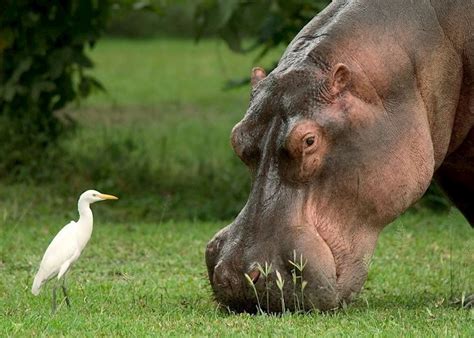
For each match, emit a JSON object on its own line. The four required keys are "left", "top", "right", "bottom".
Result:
{"left": 206, "top": 0, "right": 474, "bottom": 312}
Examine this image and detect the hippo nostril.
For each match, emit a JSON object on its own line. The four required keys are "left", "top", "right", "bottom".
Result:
{"left": 213, "top": 271, "right": 227, "bottom": 287}
{"left": 247, "top": 268, "right": 260, "bottom": 284}
{"left": 212, "top": 262, "right": 229, "bottom": 287}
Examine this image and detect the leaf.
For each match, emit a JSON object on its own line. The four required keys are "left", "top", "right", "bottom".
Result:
{"left": 10, "top": 57, "right": 32, "bottom": 84}
{"left": 79, "top": 75, "right": 105, "bottom": 97}
{"left": 220, "top": 24, "right": 243, "bottom": 53}
{"left": 74, "top": 53, "right": 94, "bottom": 68}
{"left": 216, "top": 0, "right": 240, "bottom": 28}
{"left": 0, "top": 28, "right": 14, "bottom": 52}
{"left": 88, "top": 76, "right": 106, "bottom": 93}
{"left": 1, "top": 83, "right": 18, "bottom": 102}
{"left": 132, "top": 0, "right": 152, "bottom": 11}
{"left": 244, "top": 273, "right": 254, "bottom": 285}
{"left": 275, "top": 270, "right": 285, "bottom": 290}
{"left": 49, "top": 48, "right": 74, "bottom": 79}
{"left": 31, "top": 81, "right": 56, "bottom": 100}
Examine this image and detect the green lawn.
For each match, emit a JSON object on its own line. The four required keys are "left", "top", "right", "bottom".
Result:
{"left": 0, "top": 209, "right": 472, "bottom": 335}
{"left": 0, "top": 38, "right": 472, "bottom": 335}
{"left": 83, "top": 38, "right": 279, "bottom": 110}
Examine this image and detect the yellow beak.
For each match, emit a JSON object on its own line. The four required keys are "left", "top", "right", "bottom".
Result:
{"left": 98, "top": 193, "right": 119, "bottom": 200}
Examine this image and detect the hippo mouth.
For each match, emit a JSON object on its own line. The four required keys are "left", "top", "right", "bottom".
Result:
{"left": 206, "top": 223, "right": 344, "bottom": 313}
{"left": 247, "top": 249, "right": 339, "bottom": 313}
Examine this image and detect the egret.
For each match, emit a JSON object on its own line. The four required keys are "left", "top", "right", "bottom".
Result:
{"left": 31, "top": 190, "right": 118, "bottom": 311}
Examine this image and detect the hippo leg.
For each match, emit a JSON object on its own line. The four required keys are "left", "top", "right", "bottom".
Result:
{"left": 435, "top": 169, "right": 474, "bottom": 226}
{"left": 434, "top": 148, "right": 473, "bottom": 308}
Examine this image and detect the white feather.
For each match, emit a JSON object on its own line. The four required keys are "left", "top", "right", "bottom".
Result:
{"left": 31, "top": 190, "right": 117, "bottom": 296}
{"left": 32, "top": 221, "right": 85, "bottom": 295}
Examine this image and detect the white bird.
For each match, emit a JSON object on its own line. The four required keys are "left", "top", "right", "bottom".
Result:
{"left": 31, "top": 190, "right": 118, "bottom": 311}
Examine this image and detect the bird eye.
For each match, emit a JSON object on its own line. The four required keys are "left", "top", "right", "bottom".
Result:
{"left": 92, "top": 194, "right": 97, "bottom": 197}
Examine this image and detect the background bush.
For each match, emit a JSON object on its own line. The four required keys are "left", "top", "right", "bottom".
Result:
{"left": 0, "top": 0, "right": 109, "bottom": 178}
{"left": 106, "top": 1, "right": 195, "bottom": 38}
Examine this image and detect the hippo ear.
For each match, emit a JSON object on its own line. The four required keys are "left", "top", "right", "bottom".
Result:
{"left": 251, "top": 67, "right": 267, "bottom": 87}
{"left": 330, "top": 63, "right": 351, "bottom": 95}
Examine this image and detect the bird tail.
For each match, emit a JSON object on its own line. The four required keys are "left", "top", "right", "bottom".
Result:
{"left": 31, "top": 272, "right": 44, "bottom": 296}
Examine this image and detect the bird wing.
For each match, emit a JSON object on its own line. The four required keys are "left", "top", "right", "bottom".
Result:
{"left": 35, "top": 221, "right": 79, "bottom": 282}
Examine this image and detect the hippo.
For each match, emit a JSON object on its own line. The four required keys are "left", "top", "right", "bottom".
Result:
{"left": 206, "top": 0, "right": 474, "bottom": 312}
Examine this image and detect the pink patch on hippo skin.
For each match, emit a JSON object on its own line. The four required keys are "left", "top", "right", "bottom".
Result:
{"left": 285, "top": 120, "right": 328, "bottom": 182}
{"left": 246, "top": 267, "right": 261, "bottom": 284}
{"left": 330, "top": 63, "right": 352, "bottom": 96}
{"left": 230, "top": 122, "right": 245, "bottom": 159}
{"left": 251, "top": 67, "right": 267, "bottom": 87}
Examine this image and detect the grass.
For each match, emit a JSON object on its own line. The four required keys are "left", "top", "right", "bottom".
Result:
{"left": 0, "top": 207, "right": 472, "bottom": 335}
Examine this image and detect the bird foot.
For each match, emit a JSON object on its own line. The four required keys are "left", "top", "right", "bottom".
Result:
{"left": 453, "top": 294, "right": 473, "bottom": 309}
{"left": 461, "top": 294, "right": 473, "bottom": 309}
{"left": 62, "top": 286, "right": 72, "bottom": 308}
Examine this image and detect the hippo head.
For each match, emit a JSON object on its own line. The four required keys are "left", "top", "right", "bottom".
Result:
{"left": 206, "top": 48, "right": 435, "bottom": 312}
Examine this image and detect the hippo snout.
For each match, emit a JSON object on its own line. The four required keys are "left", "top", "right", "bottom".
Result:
{"left": 205, "top": 227, "right": 229, "bottom": 283}
{"left": 212, "top": 261, "right": 240, "bottom": 289}
{"left": 205, "top": 227, "right": 271, "bottom": 312}
{"left": 205, "top": 227, "right": 340, "bottom": 313}
{"left": 206, "top": 232, "right": 252, "bottom": 292}
{"left": 206, "top": 220, "right": 345, "bottom": 313}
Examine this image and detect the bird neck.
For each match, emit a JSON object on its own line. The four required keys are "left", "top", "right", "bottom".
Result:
{"left": 77, "top": 200, "right": 93, "bottom": 225}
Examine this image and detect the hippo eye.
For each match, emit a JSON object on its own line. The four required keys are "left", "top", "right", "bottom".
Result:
{"left": 304, "top": 135, "right": 316, "bottom": 148}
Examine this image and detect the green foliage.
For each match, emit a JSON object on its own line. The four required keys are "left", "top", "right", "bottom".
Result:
{"left": 0, "top": 0, "right": 110, "bottom": 177}
{"left": 106, "top": 1, "right": 196, "bottom": 38}
{"left": 105, "top": 1, "right": 331, "bottom": 42}
{"left": 195, "top": 0, "right": 330, "bottom": 59}
{"left": 194, "top": 0, "right": 330, "bottom": 87}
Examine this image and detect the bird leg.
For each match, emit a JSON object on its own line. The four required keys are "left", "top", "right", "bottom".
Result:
{"left": 61, "top": 277, "right": 71, "bottom": 308}
{"left": 51, "top": 286, "right": 58, "bottom": 313}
